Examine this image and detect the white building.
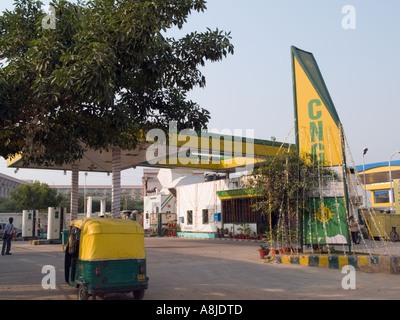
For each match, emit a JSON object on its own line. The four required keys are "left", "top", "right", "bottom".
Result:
{"left": 143, "top": 169, "right": 204, "bottom": 233}
{"left": 176, "top": 176, "right": 263, "bottom": 238}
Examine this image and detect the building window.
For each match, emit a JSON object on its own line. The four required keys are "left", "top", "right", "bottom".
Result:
{"left": 202, "top": 209, "right": 209, "bottom": 224}
{"left": 374, "top": 190, "right": 390, "bottom": 204}
{"left": 187, "top": 210, "right": 193, "bottom": 225}
{"left": 222, "top": 198, "right": 267, "bottom": 224}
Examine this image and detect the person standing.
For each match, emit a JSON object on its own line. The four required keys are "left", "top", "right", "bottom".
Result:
{"left": 349, "top": 216, "right": 359, "bottom": 244}
{"left": 37, "top": 218, "right": 41, "bottom": 238}
{"left": 2, "top": 217, "right": 15, "bottom": 255}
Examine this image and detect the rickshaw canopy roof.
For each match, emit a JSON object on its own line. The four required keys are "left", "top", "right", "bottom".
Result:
{"left": 70, "top": 218, "right": 145, "bottom": 261}
{"left": 71, "top": 218, "right": 144, "bottom": 235}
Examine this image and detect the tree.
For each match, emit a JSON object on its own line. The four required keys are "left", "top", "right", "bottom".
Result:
{"left": 246, "top": 151, "right": 336, "bottom": 249}
{"left": 7, "top": 181, "right": 64, "bottom": 211}
{"left": 0, "top": 197, "right": 19, "bottom": 212}
{"left": 0, "top": 0, "right": 234, "bottom": 166}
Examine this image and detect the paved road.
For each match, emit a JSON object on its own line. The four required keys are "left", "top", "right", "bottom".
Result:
{"left": 0, "top": 238, "right": 399, "bottom": 300}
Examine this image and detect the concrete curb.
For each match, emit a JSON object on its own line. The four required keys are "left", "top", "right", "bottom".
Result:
{"left": 274, "top": 254, "right": 400, "bottom": 274}
{"left": 160, "top": 236, "right": 400, "bottom": 274}
{"left": 29, "top": 239, "right": 62, "bottom": 246}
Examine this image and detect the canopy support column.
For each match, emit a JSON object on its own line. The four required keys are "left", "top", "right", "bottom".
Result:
{"left": 112, "top": 147, "right": 121, "bottom": 218}
{"left": 70, "top": 163, "right": 79, "bottom": 221}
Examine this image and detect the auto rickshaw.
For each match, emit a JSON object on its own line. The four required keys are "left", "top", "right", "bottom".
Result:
{"left": 64, "top": 218, "right": 149, "bottom": 300}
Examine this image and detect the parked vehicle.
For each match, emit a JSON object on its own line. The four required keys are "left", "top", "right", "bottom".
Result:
{"left": 0, "top": 222, "right": 22, "bottom": 238}
{"left": 64, "top": 218, "right": 148, "bottom": 300}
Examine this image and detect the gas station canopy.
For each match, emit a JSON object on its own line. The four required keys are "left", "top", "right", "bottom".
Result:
{"left": 7, "top": 131, "right": 292, "bottom": 173}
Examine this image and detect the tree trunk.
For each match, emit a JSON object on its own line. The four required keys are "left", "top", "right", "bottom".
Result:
{"left": 111, "top": 147, "right": 121, "bottom": 218}
{"left": 70, "top": 163, "right": 79, "bottom": 222}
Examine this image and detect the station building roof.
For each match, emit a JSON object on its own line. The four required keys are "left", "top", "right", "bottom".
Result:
{"left": 355, "top": 160, "right": 400, "bottom": 185}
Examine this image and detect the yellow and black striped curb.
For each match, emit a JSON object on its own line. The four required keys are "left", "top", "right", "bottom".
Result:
{"left": 273, "top": 254, "right": 400, "bottom": 274}
{"left": 29, "top": 239, "right": 62, "bottom": 246}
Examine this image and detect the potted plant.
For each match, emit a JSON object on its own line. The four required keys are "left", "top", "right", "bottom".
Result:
{"left": 258, "top": 244, "right": 270, "bottom": 259}
{"left": 263, "top": 227, "right": 279, "bottom": 253}
{"left": 237, "top": 225, "right": 244, "bottom": 239}
{"left": 223, "top": 228, "right": 229, "bottom": 238}
{"left": 244, "top": 225, "right": 252, "bottom": 239}
{"left": 229, "top": 226, "right": 233, "bottom": 238}
{"left": 280, "top": 247, "right": 291, "bottom": 253}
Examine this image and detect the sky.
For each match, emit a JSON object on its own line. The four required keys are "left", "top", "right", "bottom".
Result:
{"left": 1, "top": 0, "right": 400, "bottom": 186}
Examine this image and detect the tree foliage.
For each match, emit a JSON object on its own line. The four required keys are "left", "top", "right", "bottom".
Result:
{"left": 248, "top": 152, "right": 336, "bottom": 214}
{"left": 1, "top": 181, "right": 64, "bottom": 211}
{"left": 0, "top": 0, "right": 234, "bottom": 166}
{"left": 246, "top": 151, "right": 337, "bottom": 247}
{"left": 0, "top": 186, "right": 144, "bottom": 213}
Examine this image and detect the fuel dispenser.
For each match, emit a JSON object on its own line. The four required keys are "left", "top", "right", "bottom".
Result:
{"left": 22, "top": 210, "right": 34, "bottom": 238}
{"left": 47, "top": 207, "right": 61, "bottom": 240}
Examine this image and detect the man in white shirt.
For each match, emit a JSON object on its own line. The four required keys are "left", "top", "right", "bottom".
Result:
{"left": 2, "top": 217, "right": 15, "bottom": 255}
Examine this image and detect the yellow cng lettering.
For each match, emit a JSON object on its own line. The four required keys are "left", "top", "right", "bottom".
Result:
{"left": 308, "top": 99, "right": 325, "bottom": 164}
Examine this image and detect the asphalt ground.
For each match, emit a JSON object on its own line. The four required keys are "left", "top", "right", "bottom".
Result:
{"left": 0, "top": 237, "right": 399, "bottom": 302}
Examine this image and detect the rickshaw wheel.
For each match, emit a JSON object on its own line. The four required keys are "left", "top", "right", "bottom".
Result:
{"left": 78, "top": 285, "right": 89, "bottom": 300}
{"left": 133, "top": 289, "right": 145, "bottom": 300}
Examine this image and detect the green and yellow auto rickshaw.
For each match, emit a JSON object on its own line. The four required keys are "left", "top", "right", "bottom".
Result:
{"left": 64, "top": 218, "right": 148, "bottom": 300}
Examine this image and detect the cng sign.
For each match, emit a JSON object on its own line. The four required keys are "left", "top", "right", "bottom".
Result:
{"left": 292, "top": 46, "right": 349, "bottom": 246}
{"left": 293, "top": 55, "right": 343, "bottom": 166}
{"left": 308, "top": 99, "right": 326, "bottom": 164}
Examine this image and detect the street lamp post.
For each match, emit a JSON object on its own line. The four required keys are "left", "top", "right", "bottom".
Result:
{"left": 362, "top": 148, "right": 368, "bottom": 207}
{"left": 389, "top": 151, "right": 400, "bottom": 213}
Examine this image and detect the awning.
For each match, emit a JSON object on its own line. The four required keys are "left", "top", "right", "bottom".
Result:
{"left": 355, "top": 160, "right": 400, "bottom": 185}
{"left": 216, "top": 188, "right": 261, "bottom": 200}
